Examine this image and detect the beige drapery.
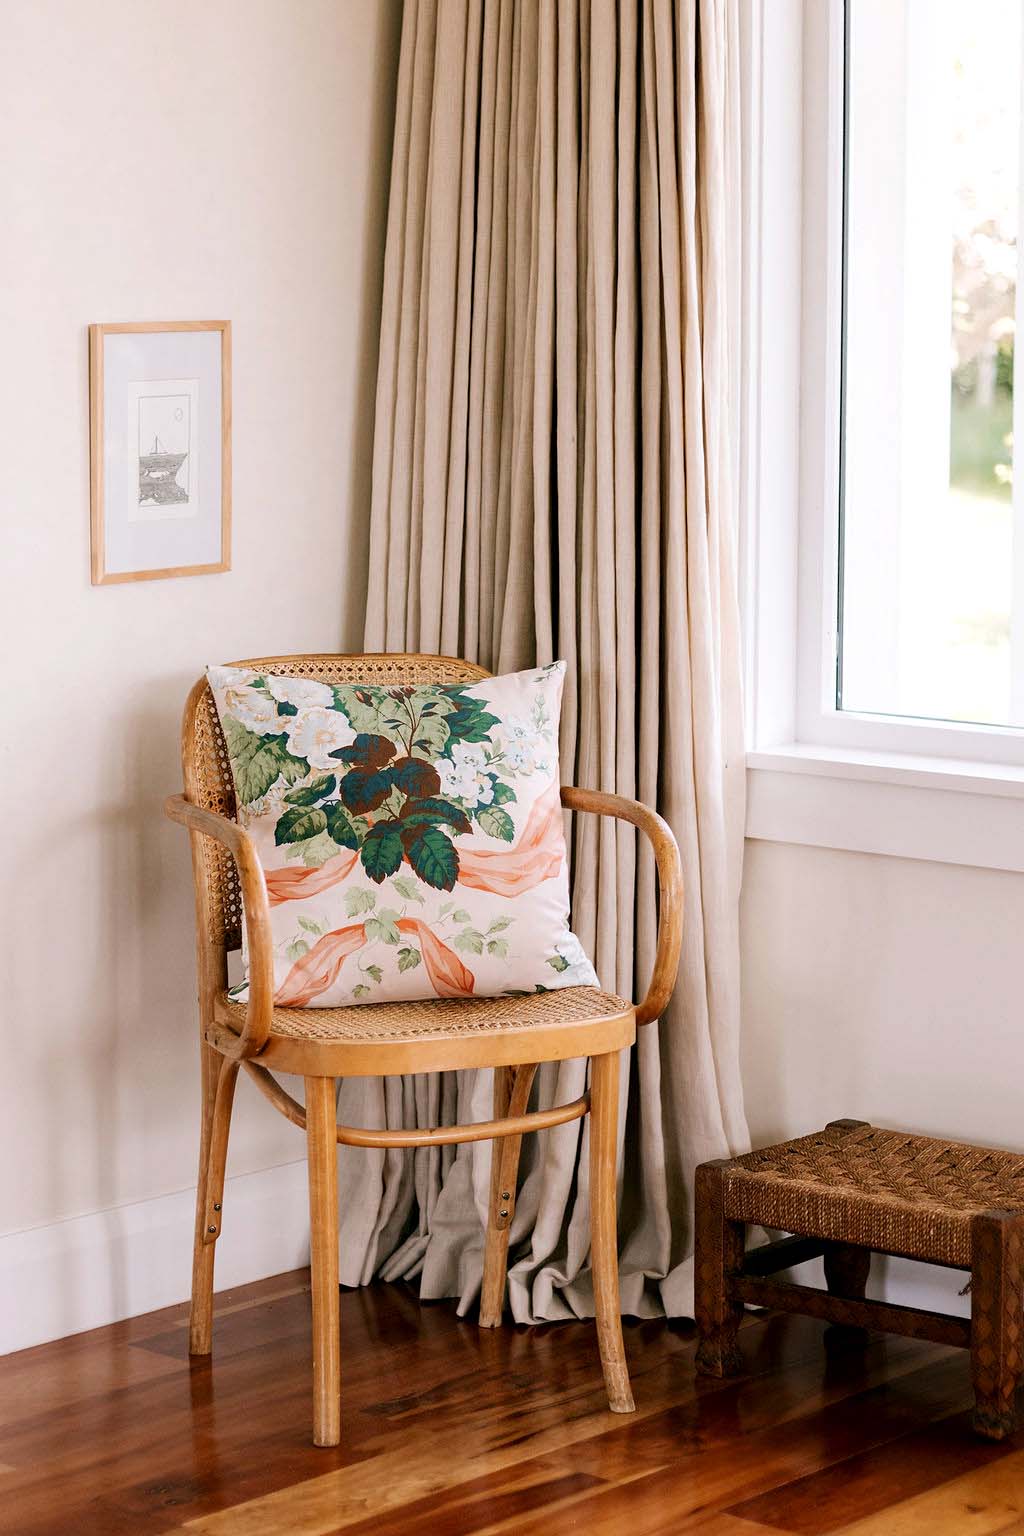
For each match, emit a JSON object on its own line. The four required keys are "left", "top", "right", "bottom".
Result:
{"left": 338, "top": 0, "right": 750, "bottom": 1320}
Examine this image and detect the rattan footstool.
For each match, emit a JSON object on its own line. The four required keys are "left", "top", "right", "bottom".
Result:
{"left": 694, "top": 1120, "right": 1024, "bottom": 1439}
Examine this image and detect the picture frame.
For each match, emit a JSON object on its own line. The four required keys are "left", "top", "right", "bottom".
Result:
{"left": 89, "top": 320, "right": 231, "bottom": 585}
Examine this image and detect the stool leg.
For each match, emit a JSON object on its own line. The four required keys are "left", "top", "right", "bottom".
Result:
{"left": 823, "top": 1242, "right": 871, "bottom": 1300}
{"left": 695, "top": 1159, "right": 745, "bottom": 1377}
{"left": 971, "top": 1209, "right": 1024, "bottom": 1441}
{"left": 823, "top": 1240, "right": 872, "bottom": 1340}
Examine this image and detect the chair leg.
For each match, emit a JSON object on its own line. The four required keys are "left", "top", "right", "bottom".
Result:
{"left": 694, "top": 1159, "right": 746, "bottom": 1377}
{"left": 480, "top": 1064, "right": 537, "bottom": 1328}
{"left": 589, "top": 1050, "right": 635, "bottom": 1413}
{"left": 480, "top": 1067, "right": 513, "bottom": 1328}
{"left": 189, "top": 1043, "right": 238, "bottom": 1356}
{"left": 306, "top": 1075, "right": 341, "bottom": 1448}
{"left": 971, "top": 1208, "right": 1024, "bottom": 1440}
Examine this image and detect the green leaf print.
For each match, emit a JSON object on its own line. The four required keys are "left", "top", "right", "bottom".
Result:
{"left": 391, "top": 874, "right": 425, "bottom": 903}
{"left": 331, "top": 733, "right": 396, "bottom": 769}
{"left": 364, "top": 964, "right": 384, "bottom": 983}
{"left": 360, "top": 823, "right": 404, "bottom": 883}
{"left": 476, "top": 805, "right": 515, "bottom": 842}
{"left": 340, "top": 767, "right": 394, "bottom": 814}
{"left": 488, "top": 779, "right": 517, "bottom": 805}
{"left": 486, "top": 938, "right": 509, "bottom": 958}
{"left": 343, "top": 887, "right": 377, "bottom": 916}
{"left": 283, "top": 774, "right": 336, "bottom": 806}
{"left": 324, "top": 801, "right": 360, "bottom": 849}
{"left": 223, "top": 717, "right": 308, "bottom": 806}
{"left": 454, "top": 929, "right": 484, "bottom": 955}
{"left": 289, "top": 831, "right": 342, "bottom": 867}
{"left": 365, "top": 913, "right": 400, "bottom": 945}
{"left": 405, "top": 827, "right": 459, "bottom": 891}
{"left": 390, "top": 756, "right": 441, "bottom": 799}
{"left": 546, "top": 954, "right": 570, "bottom": 972}
{"left": 397, "top": 946, "right": 421, "bottom": 972}
{"left": 275, "top": 806, "right": 328, "bottom": 846}
{"left": 409, "top": 712, "right": 451, "bottom": 760}
{"left": 399, "top": 798, "right": 472, "bottom": 836}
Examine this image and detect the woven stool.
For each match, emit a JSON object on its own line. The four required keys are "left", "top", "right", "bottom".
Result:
{"left": 694, "top": 1120, "right": 1024, "bottom": 1439}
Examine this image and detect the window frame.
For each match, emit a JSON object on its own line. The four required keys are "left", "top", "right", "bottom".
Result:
{"left": 742, "top": 0, "right": 1024, "bottom": 872}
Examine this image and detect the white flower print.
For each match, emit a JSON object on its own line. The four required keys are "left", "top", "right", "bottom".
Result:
{"left": 284, "top": 706, "right": 356, "bottom": 770}
{"left": 496, "top": 717, "right": 551, "bottom": 778}
{"left": 230, "top": 685, "right": 285, "bottom": 736}
{"left": 207, "top": 664, "right": 256, "bottom": 692}
{"left": 437, "top": 741, "right": 496, "bottom": 808}
{"left": 268, "top": 675, "right": 334, "bottom": 710}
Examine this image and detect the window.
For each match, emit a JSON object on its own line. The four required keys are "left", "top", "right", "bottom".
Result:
{"left": 742, "top": 0, "right": 1024, "bottom": 872}
{"left": 841, "top": 0, "right": 1024, "bottom": 731}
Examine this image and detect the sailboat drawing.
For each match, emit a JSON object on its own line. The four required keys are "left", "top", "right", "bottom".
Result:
{"left": 139, "top": 435, "right": 189, "bottom": 506}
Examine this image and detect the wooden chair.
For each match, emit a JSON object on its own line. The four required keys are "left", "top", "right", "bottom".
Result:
{"left": 165, "top": 653, "right": 683, "bottom": 1446}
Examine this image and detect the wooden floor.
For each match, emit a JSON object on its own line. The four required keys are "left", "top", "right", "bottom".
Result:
{"left": 2, "top": 1271, "right": 1023, "bottom": 1535}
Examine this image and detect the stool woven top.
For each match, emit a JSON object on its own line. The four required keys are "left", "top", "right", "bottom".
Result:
{"left": 722, "top": 1122, "right": 1024, "bottom": 1268}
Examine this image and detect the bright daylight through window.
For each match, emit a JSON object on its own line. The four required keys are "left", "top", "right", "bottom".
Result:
{"left": 840, "top": 0, "right": 1024, "bottom": 728}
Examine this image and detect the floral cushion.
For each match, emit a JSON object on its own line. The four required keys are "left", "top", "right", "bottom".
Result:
{"left": 207, "top": 661, "right": 599, "bottom": 1007}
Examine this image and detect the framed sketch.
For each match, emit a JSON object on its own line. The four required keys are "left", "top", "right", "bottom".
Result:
{"left": 89, "top": 321, "right": 231, "bottom": 584}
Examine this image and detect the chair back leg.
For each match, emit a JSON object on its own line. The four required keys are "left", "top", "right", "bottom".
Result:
{"left": 589, "top": 1050, "right": 635, "bottom": 1413}
{"left": 189, "top": 1045, "right": 238, "bottom": 1355}
{"left": 306, "top": 1075, "right": 341, "bottom": 1447}
{"left": 480, "top": 1064, "right": 537, "bottom": 1328}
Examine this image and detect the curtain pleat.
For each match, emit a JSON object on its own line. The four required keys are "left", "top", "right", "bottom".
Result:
{"left": 348, "top": 0, "right": 749, "bottom": 1322}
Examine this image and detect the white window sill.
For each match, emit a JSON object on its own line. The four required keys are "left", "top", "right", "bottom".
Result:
{"left": 746, "top": 745, "right": 1024, "bottom": 873}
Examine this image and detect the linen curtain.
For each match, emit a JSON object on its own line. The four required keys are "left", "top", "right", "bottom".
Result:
{"left": 338, "top": 0, "right": 750, "bottom": 1321}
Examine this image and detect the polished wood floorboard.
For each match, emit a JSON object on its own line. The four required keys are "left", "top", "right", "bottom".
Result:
{"left": 1, "top": 1270, "right": 1021, "bottom": 1534}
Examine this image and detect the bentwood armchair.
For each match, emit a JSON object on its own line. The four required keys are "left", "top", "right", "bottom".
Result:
{"left": 165, "top": 653, "right": 683, "bottom": 1447}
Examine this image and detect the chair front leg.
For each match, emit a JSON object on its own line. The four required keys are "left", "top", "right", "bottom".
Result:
{"left": 590, "top": 1050, "right": 635, "bottom": 1413}
{"left": 189, "top": 1043, "right": 238, "bottom": 1356}
{"left": 306, "top": 1075, "right": 341, "bottom": 1447}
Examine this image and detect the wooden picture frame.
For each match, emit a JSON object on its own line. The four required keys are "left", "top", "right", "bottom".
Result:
{"left": 89, "top": 320, "right": 231, "bottom": 585}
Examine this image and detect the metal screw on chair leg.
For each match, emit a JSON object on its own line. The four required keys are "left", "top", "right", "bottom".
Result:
{"left": 499, "top": 1209, "right": 509, "bottom": 1218}
{"left": 208, "top": 1225, "right": 217, "bottom": 1234}
{"left": 501, "top": 1191, "right": 511, "bottom": 1200}
{"left": 213, "top": 1203, "right": 221, "bottom": 1211}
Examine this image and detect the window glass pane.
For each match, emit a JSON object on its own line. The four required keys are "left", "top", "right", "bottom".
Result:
{"left": 841, "top": 0, "right": 1022, "bottom": 726}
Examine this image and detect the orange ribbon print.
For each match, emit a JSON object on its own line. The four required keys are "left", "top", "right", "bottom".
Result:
{"left": 276, "top": 915, "right": 475, "bottom": 1006}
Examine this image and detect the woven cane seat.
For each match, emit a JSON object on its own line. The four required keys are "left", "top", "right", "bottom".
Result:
{"left": 215, "top": 984, "right": 630, "bottom": 1045}
{"left": 722, "top": 1124, "right": 1024, "bottom": 1269}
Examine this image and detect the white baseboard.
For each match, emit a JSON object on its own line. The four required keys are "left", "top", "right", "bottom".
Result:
{"left": 3, "top": 1168, "right": 973, "bottom": 1358}
{"left": 1, "top": 1159, "right": 311, "bottom": 1356}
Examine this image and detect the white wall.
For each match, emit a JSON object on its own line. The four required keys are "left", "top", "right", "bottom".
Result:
{"left": 741, "top": 839, "right": 1024, "bottom": 1310}
{"left": 0, "top": 0, "right": 400, "bottom": 1346}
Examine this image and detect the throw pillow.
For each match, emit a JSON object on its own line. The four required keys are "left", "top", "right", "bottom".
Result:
{"left": 206, "top": 660, "right": 599, "bottom": 1007}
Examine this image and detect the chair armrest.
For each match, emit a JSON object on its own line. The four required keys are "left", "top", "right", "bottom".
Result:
{"left": 560, "top": 785, "right": 683, "bottom": 1026}
{"left": 164, "top": 794, "right": 274, "bottom": 1057}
